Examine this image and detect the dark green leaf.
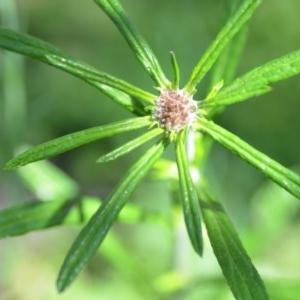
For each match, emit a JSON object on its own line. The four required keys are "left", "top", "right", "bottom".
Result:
{"left": 56, "top": 139, "right": 168, "bottom": 292}
{"left": 0, "top": 27, "right": 155, "bottom": 105}
{"left": 185, "top": 0, "right": 261, "bottom": 94}
{"left": 93, "top": 0, "right": 170, "bottom": 88}
{"left": 199, "top": 187, "right": 269, "bottom": 300}
{"left": 5, "top": 116, "right": 151, "bottom": 169}
{"left": 0, "top": 199, "right": 83, "bottom": 238}
{"left": 198, "top": 118, "right": 300, "bottom": 199}
{"left": 175, "top": 131, "right": 203, "bottom": 256}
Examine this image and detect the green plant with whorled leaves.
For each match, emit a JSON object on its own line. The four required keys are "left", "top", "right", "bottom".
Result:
{"left": 1, "top": 0, "right": 300, "bottom": 299}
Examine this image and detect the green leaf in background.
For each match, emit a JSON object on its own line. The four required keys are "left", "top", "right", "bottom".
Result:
{"left": 0, "top": 27, "right": 155, "bottom": 105}
{"left": 56, "top": 139, "right": 168, "bottom": 292}
{"left": 175, "top": 131, "right": 203, "bottom": 256}
{"left": 0, "top": 194, "right": 167, "bottom": 239}
{"left": 4, "top": 116, "right": 151, "bottom": 169}
{"left": 202, "top": 49, "right": 300, "bottom": 108}
{"left": 185, "top": 0, "right": 261, "bottom": 94}
{"left": 93, "top": 0, "right": 170, "bottom": 88}
{"left": 199, "top": 187, "right": 269, "bottom": 300}
{"left": 198, "top": 118, "right": 300, "bottom": 199}
{"left": 0, "top": 199, "right": 82, "bottom": 238}
{"left": 97, "top": 127, "right": 163, "bottom": 163}
{"left": 17, "top": 159, "right": 79, "bottom": 201}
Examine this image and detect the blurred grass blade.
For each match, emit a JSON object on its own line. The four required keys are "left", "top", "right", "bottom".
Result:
{"left": 17, "top": 159, "right": 79, "bottom": 201}
{"left": 202, "top": 49, "right": 300, "bottom": 108}
{"left": 199, "top": 187, "right": 269, "bottom": 300}
{"left": 175, "top": 131, "right": 203, "bottom": 256}
{"left": 198, "top": 118, "right": 300, "bottom": 199}
{"left": 185, "top": 0, "right": 261, "bottom": 94}
{"left": 94, "top": 0, "right": 170, "bottom": 88}
{"left": 0, "top": 199, "right": 82, "bottom": 238}
{"left": 4, "top": 116, "right": 151, "bottom": 169}
{"left": 97, "top": 127, "right": 163, "bottom": 163}
{"left": 56, "top": 139, "right": 168, "bottom": 293}
{"left": 0, "top": 27, "right": 155, "bottom": 104}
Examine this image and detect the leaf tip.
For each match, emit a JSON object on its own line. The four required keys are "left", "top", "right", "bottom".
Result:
{"left": 3, "top": 160, "right": 18, "bottom": 171}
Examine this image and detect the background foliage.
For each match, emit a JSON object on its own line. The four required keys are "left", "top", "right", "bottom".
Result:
{"left": 1, "top": 0, "right": 300, "bottom": 299}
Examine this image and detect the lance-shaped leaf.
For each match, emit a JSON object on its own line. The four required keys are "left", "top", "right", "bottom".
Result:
{"left": 185, "top": 0, "right": 261, "bottom": 94}
{"left": 94, "top": 0, "right": 170, "bottom": 88}
{"left": 0, "top": 27, "right": 155, "bottom": 105}
{"left": 97, "top": 127, "right": 163, "bottom": 163}
{"left": 199, "top": 187, "right": 269, "bottom": 300}
{"left": 56, "top": 139, "right": 168, "bottom": 292}
{"left": 4, "top": 116, "right": 151, "bottom": 169}
{"left": 198, "top": 118, "right": 300, "bottom": 199}
{"left": 175, "top": 131, "right": 203, "bottom": 256}
{"left": 202, "top": 49, "right": 300, "bottom": 108}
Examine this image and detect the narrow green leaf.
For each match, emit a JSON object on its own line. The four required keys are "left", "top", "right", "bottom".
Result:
{"left": 56, "top": 139, "right": 168, "bottom": 292}
{"left": 90, "top": 83, "right": 147, "bottom": 116}
{"left": 4, "top": 116, "right": 151, "bottom": 169}
{"left": 209, "top": 26, "right": 248, "bottom": 92}
{"left": 93, "top": 0, "right": 170, "bottom": 88}
{"left": 0, "top": 27, "right": 155, "bottom": 105}
{"left": 185, "top": 0, "right": 261, "bottom": 94}
{"left": 46, "top": 54, "right": 155, "bottom": 103}
{"left": 97, "top": 127, "right": 163, "bottom": 163}
{"left": 0, "top": 199, "right": 82, "bottom": 238}
{"left": 202, "top": 49, "right": 300, "bottom": 108}
{"left": 202, "top": 86, "right": 271, "bottom": 109}
{"left": 170, "top": 51, "right": 180, "bottom": 89}
{"left": 199, "top": 187, "right": 269, "bottom": 300}
{"left": 198, "top": 118, "right": 300, "bottom": 199}
{"left": 175, "top": 131, "right": 203, "bottom": 256}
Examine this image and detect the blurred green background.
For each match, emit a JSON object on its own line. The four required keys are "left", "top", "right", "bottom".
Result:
{"left": 1, "top": 0, "right": 300, "bottom": 299}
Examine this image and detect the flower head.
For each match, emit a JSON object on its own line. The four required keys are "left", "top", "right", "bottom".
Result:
{"left": 153, "top": 89, "right": 198, "bottom": 133}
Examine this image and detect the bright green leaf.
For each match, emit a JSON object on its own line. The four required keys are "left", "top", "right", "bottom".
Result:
{"left": 175, "top": 131, "right": 203, "bottom": 256}
{"left": 203, "top": 49, "right": 300, "bottom": 108}
{"left": 198, "top": 118, "right": 300, "bottom": 199}
{"left": 185, "top": 0, "right": 261, "bottom": 94}
{"left": 93, "top": 0, "right": 170, "bottom": 88}
{"left": 56, "top": 139, "right": 168, "bottom": 292}
{"left": 4, "top": 116, "right": 151, "bottom": 169}
{"left": 97, "top": 127, "right": 163, "bottom": 163}
{"left": 199, "top": 187, "right": 269, "bottom": 300}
